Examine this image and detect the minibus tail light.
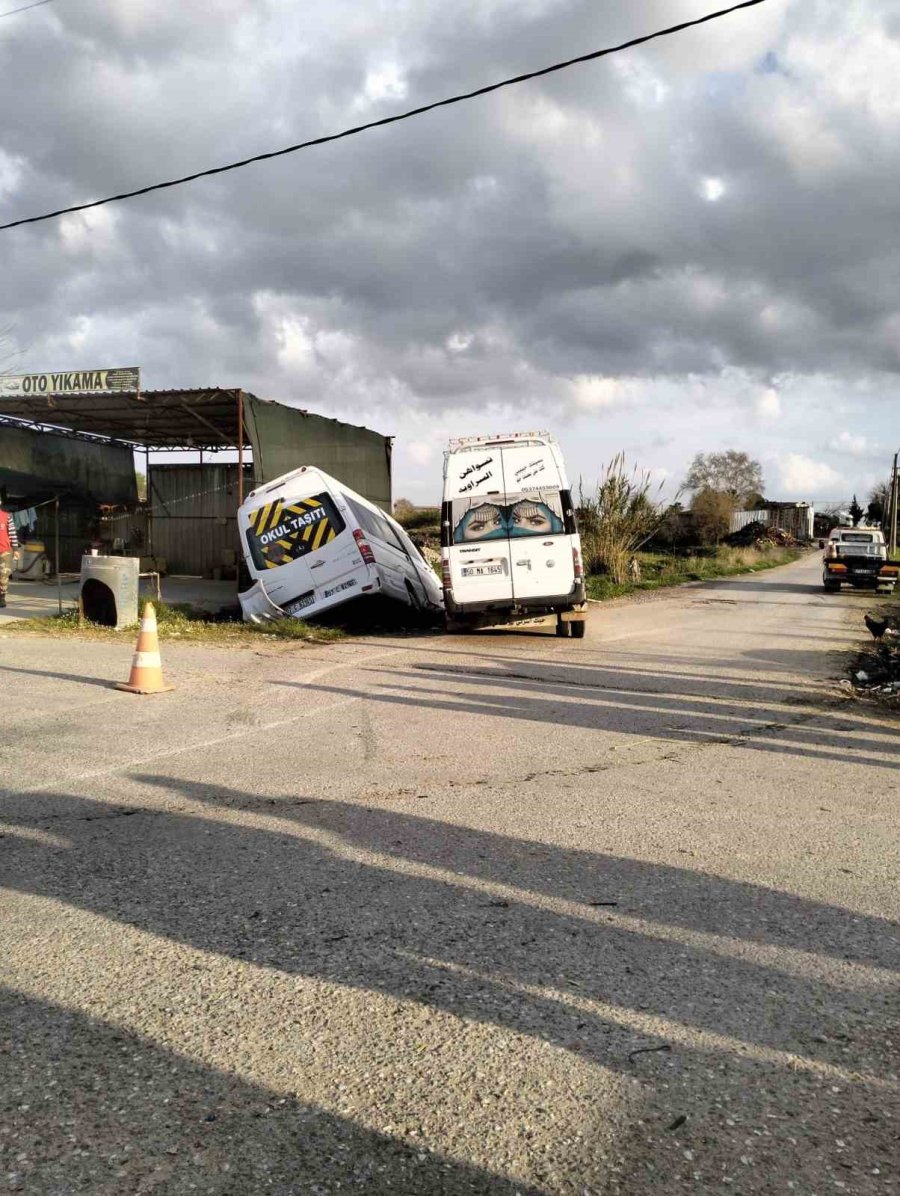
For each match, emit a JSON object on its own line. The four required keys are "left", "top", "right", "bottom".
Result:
{"left": 572, "top": 545, "right": 583, "bottom": 580}
{"left": 353, "top": 528, "right": 375, "bottom": 565}
{"left": 441, "top": 559, "right": 452, "bottom": 591}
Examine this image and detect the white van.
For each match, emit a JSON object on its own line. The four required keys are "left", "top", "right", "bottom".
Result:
{"left": 440, "top": 431, "right": 587, "bottom": 636}
{"left": 238, "top": 466, "right": 443, "bottom": 622}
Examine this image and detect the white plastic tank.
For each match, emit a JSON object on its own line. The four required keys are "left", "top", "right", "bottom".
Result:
{"left": 13, "top": 540, "right": 48, "bottom": 579}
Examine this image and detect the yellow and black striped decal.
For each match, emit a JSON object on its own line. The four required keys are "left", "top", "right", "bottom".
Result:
{"left": 247, "top": 495, "right": 337, "bottom": 569}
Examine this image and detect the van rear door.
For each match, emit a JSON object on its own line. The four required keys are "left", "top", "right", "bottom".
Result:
{"left": 499, "top": 444, "right": 574, "bottom": 601}
{"left": 445, "top": 446, "right": 513, "bottom": 605}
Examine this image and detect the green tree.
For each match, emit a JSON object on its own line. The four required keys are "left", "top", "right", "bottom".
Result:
{"left": 849, "top": 494, "right": 864, "bottom": 527}
{"left": 684, "top": 451, "right": 764, "bottom": 506}
{"left": 691, "top": 487, "right": 735, "bottom": 545}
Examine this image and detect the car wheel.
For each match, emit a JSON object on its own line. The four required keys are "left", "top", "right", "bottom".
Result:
{"left": 570, "top": 620, "right": 586, "bottom": 638}
{"left": 556, "top": 617, "right": 571, "bottom": 637}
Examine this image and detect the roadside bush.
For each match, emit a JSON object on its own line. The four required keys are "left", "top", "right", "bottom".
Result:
{"left": 394, "top": 503, "right": 441, "bottom": 531}
{"left": 393, "top": 497, "right": 417, "bottom": 523}
{"left": 579, "top": 454, "right": 670, "bottom": 583}
{"left": 691, "top": 487, "right": 735, "bottom": 545}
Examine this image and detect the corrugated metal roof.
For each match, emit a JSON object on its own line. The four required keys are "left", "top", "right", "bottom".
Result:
{"left": 0, "top": 387, "right": 248, "bottom": 448}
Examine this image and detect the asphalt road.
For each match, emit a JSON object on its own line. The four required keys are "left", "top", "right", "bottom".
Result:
{"left": 1, "top": 553, "right": 897, "bottom": 1194}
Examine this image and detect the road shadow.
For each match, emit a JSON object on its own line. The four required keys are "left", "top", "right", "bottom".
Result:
{"left": 286, "top": 651, "right": 900, "bottom": 771}
{"left": 0, "top": 986, "right": 536, "bottom": 1195}
{"left": 0, "top": 663, "right": 115, "bottom": 689}
{"left": 394, "top": 639, "right": 852, "bottom": 701}
{"left": 700, "top": 579, "right": 832, "bottom": 594}
{"left": 2, "top": 782, "right": 896, "bottom": 1190}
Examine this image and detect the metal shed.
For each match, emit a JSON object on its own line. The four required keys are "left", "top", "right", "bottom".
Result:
{"left": 0, "top": 388, "right": 392, "bottom": 577}
{"left": 145, "top": 463, "right": 253, "bottom": 577}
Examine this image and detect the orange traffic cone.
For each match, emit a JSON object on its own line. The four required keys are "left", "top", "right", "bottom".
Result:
{"left": 116, "top": 602, "right": 175, "bottom": 694}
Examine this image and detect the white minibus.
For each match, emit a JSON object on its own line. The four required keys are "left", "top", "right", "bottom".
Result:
{"left": 238, "top": 467, "right": 443, "bottom": 622}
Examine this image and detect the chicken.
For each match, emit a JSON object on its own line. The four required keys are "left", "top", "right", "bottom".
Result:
{"left": 864, "top": 613, "right": 897, "bottom": 641}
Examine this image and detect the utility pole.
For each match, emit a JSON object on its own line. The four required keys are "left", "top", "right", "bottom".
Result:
{"left": 890, "top": 451, "right": 899, "bottom": 559}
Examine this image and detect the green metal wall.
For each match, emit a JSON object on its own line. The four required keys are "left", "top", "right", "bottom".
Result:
{"left": 0, "top": 424, "right": 138, "bottom": 505}
{"left": 245, "top": 399, "right": 392, "bottom": 512}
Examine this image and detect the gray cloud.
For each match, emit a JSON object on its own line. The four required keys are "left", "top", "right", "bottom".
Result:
{"left": 1, "top": 0, "right": 898, "bottom": 502}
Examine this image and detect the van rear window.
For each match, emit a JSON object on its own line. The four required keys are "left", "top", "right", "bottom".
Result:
{"left": 840, "top": 533, "right": 874, "bottom": 543}
{"left": 451, "top": 490, "right": 565, "bottom": 543}
{"left": 245, "top": 492, "right": 345, "bottom": 571}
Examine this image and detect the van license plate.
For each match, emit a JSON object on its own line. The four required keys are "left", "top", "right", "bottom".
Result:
{"left": 461, "top": 564, "right": 503, "bottom": 577}
{"left": 283, "top": 592, "right": 315, "bottom": 615}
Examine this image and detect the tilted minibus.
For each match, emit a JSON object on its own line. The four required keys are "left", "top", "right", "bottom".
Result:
{"left": 239, "top": 467, "right": 443, "bottom": 622}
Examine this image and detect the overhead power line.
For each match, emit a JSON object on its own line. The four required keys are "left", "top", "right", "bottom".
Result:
{"left": 0, "top": 0, "right": 767, "bottom": 233}
{"left": 0, "top": 0, "right": 58, "bottom": 19}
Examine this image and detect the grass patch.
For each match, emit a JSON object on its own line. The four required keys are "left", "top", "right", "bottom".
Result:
{"left": 6, "top": 601, "right": 343, "bottom": 645}
{"left": 586, "top": 545, "right": 804, "bottom": 602}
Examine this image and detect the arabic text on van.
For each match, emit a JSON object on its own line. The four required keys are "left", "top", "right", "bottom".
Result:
{"left": 458, "top": 456, "right": 494, "bottom": 480}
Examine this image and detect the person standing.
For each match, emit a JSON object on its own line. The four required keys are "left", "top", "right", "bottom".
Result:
{"left": 0, "top": 505, "right": 19, "bottom": 608}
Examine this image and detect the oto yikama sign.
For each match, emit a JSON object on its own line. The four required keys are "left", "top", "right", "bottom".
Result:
{"left": 0, "top": 366, "right": 141, "bottom": 397}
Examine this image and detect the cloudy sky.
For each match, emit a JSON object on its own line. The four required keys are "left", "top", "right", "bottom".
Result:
{"left": 1, "top": 0, "right": 897, "bottom": 504}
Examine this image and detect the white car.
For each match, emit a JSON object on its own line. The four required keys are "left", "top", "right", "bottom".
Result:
{"left": 238, "top": 466, "right": 443, "bottom": 622}
{"left": 440, "top": 431, "right": 587, "bottom": 636}
{"left": 822, "top": 527, "right": 897, "bottom": 593}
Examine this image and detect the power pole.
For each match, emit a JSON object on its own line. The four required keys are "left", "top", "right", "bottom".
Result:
{"left": 891, "top": 451, "right": 899, "bottom": 559}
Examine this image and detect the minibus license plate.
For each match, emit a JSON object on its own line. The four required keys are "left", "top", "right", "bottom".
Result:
{"left": 461, "top": 564, "right": 503, "bottom": 577}
{"left": 284, "top": 592, "right": 315, "bottom": 615}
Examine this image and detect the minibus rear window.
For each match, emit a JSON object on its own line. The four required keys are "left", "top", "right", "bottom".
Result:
{"left": 245, "top": 492, "right": 345, "bottom": 571}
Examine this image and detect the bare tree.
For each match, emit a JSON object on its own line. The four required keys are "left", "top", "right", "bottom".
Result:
{"left": 867, "top": 480, "right": 890, "bottom": 525}
{"left": 684, "top": 451, "right": 764, "bottom": 506}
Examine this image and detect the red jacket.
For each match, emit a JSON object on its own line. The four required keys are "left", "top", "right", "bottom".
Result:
{"left": 0, "top": 512, "right": 18, "bottom": 555}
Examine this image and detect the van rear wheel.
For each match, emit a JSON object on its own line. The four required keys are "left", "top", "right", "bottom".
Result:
{"left": 570, "top": 619, "right": 586, "bottom": 638}
{"left": 556, "top": 617, "right": 571, "bottom": 637}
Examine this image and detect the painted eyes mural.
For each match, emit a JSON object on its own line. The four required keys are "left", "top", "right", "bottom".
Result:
{"left": 453, "top": 495, "right": 564, "bottom": 543}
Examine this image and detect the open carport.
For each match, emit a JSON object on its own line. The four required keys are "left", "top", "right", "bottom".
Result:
{"left": 0, "top": 387, "right": 392, "bottom": 579}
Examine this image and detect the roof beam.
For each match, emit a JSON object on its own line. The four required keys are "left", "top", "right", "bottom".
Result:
{"left": 0, "top": 413, "right": 134, "bottom": 448}
{"left": 177, "top": 400, "right": 234, "bottom": 443}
